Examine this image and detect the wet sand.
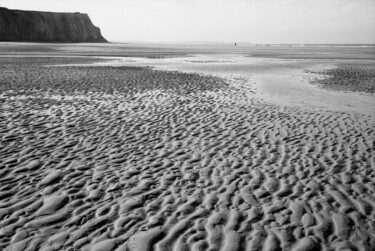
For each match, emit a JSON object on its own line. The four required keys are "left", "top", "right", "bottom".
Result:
{"left": 0, "top": 44, "right": 374, "bottom": 251}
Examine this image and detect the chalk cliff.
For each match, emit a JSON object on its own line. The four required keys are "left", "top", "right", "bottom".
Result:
{"left": 0, "top": 7, "right": 107, "bottom": 42}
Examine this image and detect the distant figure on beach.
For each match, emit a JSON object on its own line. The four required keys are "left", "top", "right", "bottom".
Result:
{"left": 235, "top": 43, "right": 237, "bottom": 47}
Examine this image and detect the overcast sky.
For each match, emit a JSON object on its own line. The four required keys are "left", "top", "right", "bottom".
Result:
{"left": 1, "top": 0, "right": 375, "bottom": 43}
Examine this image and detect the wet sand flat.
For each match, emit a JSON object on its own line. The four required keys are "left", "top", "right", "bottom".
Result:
{"left": 0, "top": 44, "right": 375, "bottom": 251}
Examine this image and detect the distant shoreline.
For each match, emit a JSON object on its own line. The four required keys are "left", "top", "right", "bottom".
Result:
{"left": 109, "top": 41, "right": 375, "bottom": 47}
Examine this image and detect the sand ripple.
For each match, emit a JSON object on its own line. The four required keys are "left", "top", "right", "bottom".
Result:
{"left": 0, "top": 57, "right": 374, "bottom": 250}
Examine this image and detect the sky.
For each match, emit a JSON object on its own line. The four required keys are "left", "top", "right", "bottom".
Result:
{"left": 1, "top": 0, "right": 375, "bottom": 44}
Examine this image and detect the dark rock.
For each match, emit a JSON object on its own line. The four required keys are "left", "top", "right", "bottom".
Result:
{"left": 0, "top": 7, "right": 107, "bottom": 42}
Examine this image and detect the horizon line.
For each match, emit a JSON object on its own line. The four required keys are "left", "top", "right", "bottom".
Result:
{"left": 110, "top": 41, "right": 375, "bottom": 45}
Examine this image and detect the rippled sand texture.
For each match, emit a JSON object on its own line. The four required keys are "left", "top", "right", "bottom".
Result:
{"left": 307, "top": 63, "right": 375, "bottom": 94}
{"left": 1, "top": 57, "right": 375, "bottom": 251}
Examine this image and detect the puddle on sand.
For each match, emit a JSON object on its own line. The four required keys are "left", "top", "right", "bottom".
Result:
{"left": 57, "top": 54, "right": 375, "bottom": 116}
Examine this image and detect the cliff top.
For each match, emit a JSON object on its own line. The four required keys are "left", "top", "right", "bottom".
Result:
{"left": 0, "top": 7, "right": 108, "bottom": 43}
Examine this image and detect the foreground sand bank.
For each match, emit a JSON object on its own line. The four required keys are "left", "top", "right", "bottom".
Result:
{"left": 0, "top": 49, "right": 374, "bottom": 251}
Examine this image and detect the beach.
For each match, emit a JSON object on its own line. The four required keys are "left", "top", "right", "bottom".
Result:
{"left": 0, "top": 43, "right": 374, "bottom": 251}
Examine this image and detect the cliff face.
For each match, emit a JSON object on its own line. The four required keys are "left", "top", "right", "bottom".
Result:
{"left": 0, "top": 7, "right": 107, "bottom": 42}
